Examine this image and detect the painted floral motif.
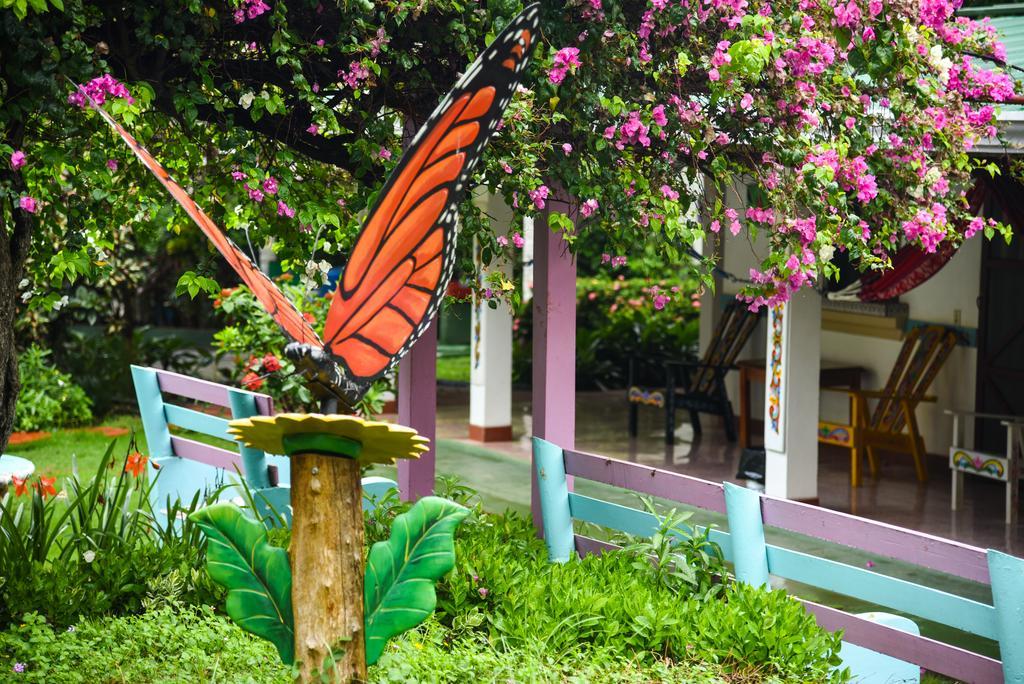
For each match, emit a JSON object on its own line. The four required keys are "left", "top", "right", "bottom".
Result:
{"left": 768, "top": 305, "right": 784, "bottom": 433}
{"left": 952, "top": 450, "right": 1006, "bottom": 480}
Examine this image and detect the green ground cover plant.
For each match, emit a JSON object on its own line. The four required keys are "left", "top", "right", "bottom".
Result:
{"left": 0, "top": 450, "right": 845, "bottom": 682}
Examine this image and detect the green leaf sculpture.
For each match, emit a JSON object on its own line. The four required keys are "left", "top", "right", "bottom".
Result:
{"left": 363, "top": 496, "right": 469, "bottom": 665}
{"left": 190, "top": 502, "right": 295, "bottom": 664}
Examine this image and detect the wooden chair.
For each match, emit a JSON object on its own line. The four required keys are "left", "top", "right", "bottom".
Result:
{"left": 628, "top": 301, "right": 762, "bottom": 444}
{"left": 131, "top": 365, "right": 396, "bottom": 526}
{"left": 817, "top": 326, "right": 960, "bottom": 487}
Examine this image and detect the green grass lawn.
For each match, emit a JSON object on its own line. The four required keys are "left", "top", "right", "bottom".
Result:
{"left": 436, "top": 353, "right": 470, "bottom": 383}
{"left": 6, "top": 414, "right": 146, "bottom": 483}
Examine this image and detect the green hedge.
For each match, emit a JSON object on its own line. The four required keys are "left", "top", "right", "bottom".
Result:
{"left": 514, "top": 276, "right": 701, "bottom": 389}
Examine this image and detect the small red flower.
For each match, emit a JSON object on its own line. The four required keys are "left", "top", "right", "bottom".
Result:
{"left": 213, "top": 299, "right": 222, "bottom": 309}
{"left": 11, "top": 475, "right": 28, "bottom": 497}
{"left": 244, "top": 355, "right": 260, "bottom": 371}
{"left": 220, "top": 288, "right": 236, "bottom": 298}
{"left": 242, "top": 372, "right": 264, "bottom": 390}
{"left": 34, "top": 476, "right": 56, "bottom": 499}
{"left": 262, "top": 354, "right": 281, "bottom": 372}
{"left": 125, "top": 452, "right": 148, "bottom": 477}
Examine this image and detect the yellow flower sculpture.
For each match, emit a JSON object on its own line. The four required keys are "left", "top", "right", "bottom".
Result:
{"left": 228, "top": 413, "right": 429, "bottom": 465}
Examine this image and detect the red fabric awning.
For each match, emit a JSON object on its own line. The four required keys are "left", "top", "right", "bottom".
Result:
{"left": 856, "top": 177, "right": 992, "bottom": 302}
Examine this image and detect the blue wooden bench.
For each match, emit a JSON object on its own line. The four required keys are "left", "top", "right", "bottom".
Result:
{"left": 131, "top": 365, "right": 396, "bottom": 525}
{"left": 533, "top": 437, "right": 1024, "bottom": 683}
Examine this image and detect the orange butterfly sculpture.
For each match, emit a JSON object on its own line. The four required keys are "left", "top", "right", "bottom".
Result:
{"left": 79, "top": 4, "right": 539, "bottom": 410}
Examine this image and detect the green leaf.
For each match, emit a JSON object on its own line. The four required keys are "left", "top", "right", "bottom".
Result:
{"left": 363, "top": 496, "right": 469, "bottom": 665}
{"left": 190, "top": 503, "right": 295, "bottom": 664}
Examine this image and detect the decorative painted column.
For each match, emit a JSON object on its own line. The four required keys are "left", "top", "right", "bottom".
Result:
{"left": 397, "top": 321, "right": 437, "bottom": 500}
{"left": 469, "top": 192, "right": 514, "bottom": 442}
{"left": 763, "top": 288, "right": 822, "bottom": 501}
{"left": 531, "top": 189, "right": 576, "bottom": 527}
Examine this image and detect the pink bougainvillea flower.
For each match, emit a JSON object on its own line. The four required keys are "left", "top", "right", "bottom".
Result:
{"left": 549, "top": 47, "right": 582, "bottom": 85}
{"left": 106, "top": 159, "right": 118, "bottom": 171}
{"left": 529, "top": 185, "right": 549, "bottom": 210}
{"left": 10, "top": 150, "right": 26, "bottom": 170}
{"left": 660, "top": 185, "right": 679, "bottom": 201}
{"left": 277, "top": 200, "right": 295, "bottom": 218}
{"left": 247, "top": 186, "right": 264, "bottom": 202}
{"left": 562, "top": 143, "right": 573, "bottom": 155}
{"left": 512, "top": 232, "right": 525, "bottom": 248}
{"left": 231, "top": 170, "right": 246, "bottom": 181}
{"left": 652, "top": 105, "right": 668, "bottom": 126}
{"left": 68, "top": 74, "right": 134, "bottom": 108}
{"left": 262, "top": 177, "right": 278, "bottom": 195}
{"left": 378, "top": 147, "right": 393, "bottom": 161}
{"left": 580, "top": 198, "right": 599, "bottom": 217}
{"left": 19, "top": 196, "right": 38, "bottom": 213}
{"left": 653, "top": 294, "right": 670, "bottom": 310}
{"left": 307, "top": 124, "right": 320, "bottom": 135}
{"left": 501, "top": 161, "right": 513, "bottom": 174}
{"left": 497, "top": 235, "right": 509, "bottom": 247}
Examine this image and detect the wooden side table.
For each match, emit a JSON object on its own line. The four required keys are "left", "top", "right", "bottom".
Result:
{"left": 737, "top": 359, "right": 865, "bottom": 449}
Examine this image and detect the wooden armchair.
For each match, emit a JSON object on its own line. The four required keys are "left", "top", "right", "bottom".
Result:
{"left": 817, "top": 325, "right": 959, "bottom": 487}
{"left": 628, "top": 301, "right": 762, "bottom": 444}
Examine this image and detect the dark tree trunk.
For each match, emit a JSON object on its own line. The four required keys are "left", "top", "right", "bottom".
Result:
{"left": 0, "top": 180, "right": 33, "bottom": 454}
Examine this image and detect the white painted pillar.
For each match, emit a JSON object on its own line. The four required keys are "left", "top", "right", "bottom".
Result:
{"left": 698, "top": 233, "right": 723, "bottom": 357}
{"left": 522, "top": 216, "right": 535, "bottom": 302}
{"left": 763, "top": 288, "right": 822, "bottom": 501}
{"left": 469, "top": 192, "right": 514, "bottom": 442}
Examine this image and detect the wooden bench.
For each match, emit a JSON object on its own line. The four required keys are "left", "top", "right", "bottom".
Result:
{"left": 131, "top": 365, "right": 396, "bottom": 525}
{"left": 533, "top": 437, "right": 1024, "bottom": 682}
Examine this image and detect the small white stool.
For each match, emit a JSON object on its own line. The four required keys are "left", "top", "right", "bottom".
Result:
{"left": 0, "top": 454, "right": 36, "bottom": 496}
{"left": 946, "top": 410, "right": 1023, "bottom": 525}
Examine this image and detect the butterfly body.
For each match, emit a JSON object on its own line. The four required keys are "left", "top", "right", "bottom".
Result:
{"left": 81, "top": 4, "right": 540, "bottom": 410}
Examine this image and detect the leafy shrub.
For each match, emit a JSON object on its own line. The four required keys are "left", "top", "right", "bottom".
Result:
{"left": 212, "top": 280, "right": 390, "bottom": 415}
{"left": 54, "top": 328, "right": 212, "bottom": 417}
{"left": 0, "top": 441, "right": 221, "bottom": 629}
{"left": 514, "top": 276, "right": 701, "bottom": 389}
{"left": 432, "top": 512, "right": 843, "bottom": 681}
{"left": 13, "top": 346, "right": 92, "bottom": 432}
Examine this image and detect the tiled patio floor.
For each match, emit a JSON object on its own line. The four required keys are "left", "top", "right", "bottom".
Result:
{"left": 426, "top": 386, "right": 1024, "bottom": 555}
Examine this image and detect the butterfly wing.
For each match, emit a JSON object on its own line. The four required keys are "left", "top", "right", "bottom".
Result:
{"left": 322, "top": 3, "right": 540, "bottom": 395}
{"left": 80, "top": 93, "right": 323, "bottom": 349}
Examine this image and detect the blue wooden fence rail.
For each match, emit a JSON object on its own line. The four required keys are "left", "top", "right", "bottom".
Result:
{"left": 534, "top": 436, "right": 1024, "bottom": 683}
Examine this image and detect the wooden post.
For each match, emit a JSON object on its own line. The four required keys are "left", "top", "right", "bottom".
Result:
{"left": 290, "top": 453, "right": 366, "bottom": 682}
{"left": 531, "top": 187, "right": 576, "bottom": 528}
